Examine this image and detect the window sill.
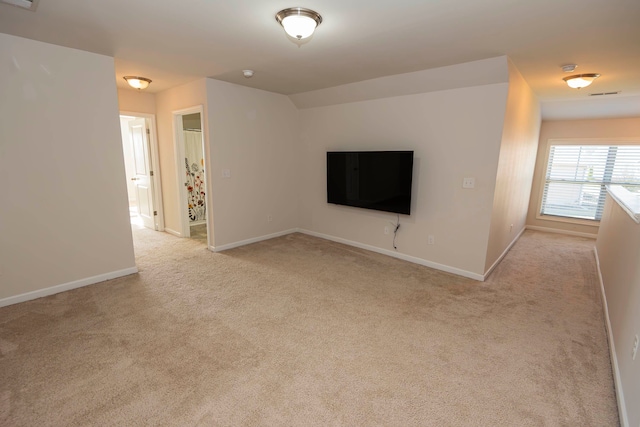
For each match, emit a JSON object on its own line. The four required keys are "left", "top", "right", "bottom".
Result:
{"left": 607, "top": 185, "right": 640, "bottom": 224}
{"left": 535, "top": 213, "right": 600, "bottom": 227}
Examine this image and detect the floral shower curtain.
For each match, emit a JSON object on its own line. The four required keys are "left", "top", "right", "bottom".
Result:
{"left": 184, "top": 130, "right": 206, "bottom": 223}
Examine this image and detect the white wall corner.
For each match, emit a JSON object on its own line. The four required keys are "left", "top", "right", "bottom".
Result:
{"left": 211, "top": 229, "right": 299, "bottom": 252}
{"left": 483, "top": 226, "right": 527, "bottom": 280}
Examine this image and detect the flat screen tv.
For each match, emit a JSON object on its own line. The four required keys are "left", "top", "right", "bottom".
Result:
{"left": 327, "top": 151, "right": 414, "bottom": 215}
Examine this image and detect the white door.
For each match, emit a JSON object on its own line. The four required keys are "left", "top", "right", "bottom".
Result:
{"left": 129, "top": 118, "right": 155, "bottom": 229}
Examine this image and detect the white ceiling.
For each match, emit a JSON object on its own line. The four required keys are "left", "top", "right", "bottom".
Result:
{"left": 1, "top": 0, "right": 639, "bottom": 118}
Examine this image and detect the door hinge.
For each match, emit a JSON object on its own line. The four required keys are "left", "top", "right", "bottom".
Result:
{"left": 146, "top": 128, "right": 150, "bottom": 135}
{"left": 154, "top": 211, "right": 158, "bottom": 216}
{"left": 150, "top": 171, "right": 154, "bottom": 176}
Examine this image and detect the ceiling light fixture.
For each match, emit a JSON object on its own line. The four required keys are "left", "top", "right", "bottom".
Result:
{"left": 123, "top": 76, "right": 152, "bottom": 90}
{"left": 1, "top": 0, "right": 39, "bottom": 11}
{"left": 563, "top": 73, "right": 600, "bottom": 89}
{"left": 275, "top": 7, "right": 322, "bottom": 40}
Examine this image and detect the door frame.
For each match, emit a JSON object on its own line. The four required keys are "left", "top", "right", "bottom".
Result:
{"left": 120, "top": 111, "right": 165, "bottom": 231}
{"left": 172, "top": 105, "right": 210, "bottom": 245}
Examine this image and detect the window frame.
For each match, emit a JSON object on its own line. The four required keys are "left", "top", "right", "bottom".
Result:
{"left": 535, "top": 137, "right": 640, "bottom": 226}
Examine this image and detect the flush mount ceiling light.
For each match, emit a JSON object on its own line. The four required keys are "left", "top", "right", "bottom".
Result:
{"left": 563, "top": 73, "right": 600, "bottom": 89}
{"left": 275, "top": 7, "right": 322, "bottom": 40}
{"left": 123, "top": 76, "right": 152, "bottom": 90}
{"left": 1, "top": 0, "right": 39, "bottom": 11}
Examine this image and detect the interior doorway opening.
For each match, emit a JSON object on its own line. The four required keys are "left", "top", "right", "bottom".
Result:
{"left": 173, "top": 107, "right": 210, "bottom": 247}
{"left": 119, "top": 112, "right": 164, "bottom": 234}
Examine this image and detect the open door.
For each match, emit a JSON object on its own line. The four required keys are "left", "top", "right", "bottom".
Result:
{"left": 129, "top": 118, "right": 155, "bottom": 230}
{"left": 173, "top": 106, "right": 209, "bottom": 245}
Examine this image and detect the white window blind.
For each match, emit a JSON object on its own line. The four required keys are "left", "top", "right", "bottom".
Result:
{"left": 541, "top": 145, "right": 640, "bottom": 221}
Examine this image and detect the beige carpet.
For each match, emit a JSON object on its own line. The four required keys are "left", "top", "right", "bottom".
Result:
{"left": 0, "top": 228, "right": 619, "bottom": 426}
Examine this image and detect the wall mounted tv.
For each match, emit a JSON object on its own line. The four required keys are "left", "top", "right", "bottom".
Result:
{"left": 327, "top": 151, "right": 414, "bottom": 215}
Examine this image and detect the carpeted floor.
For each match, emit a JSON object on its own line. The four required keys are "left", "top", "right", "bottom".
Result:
{"left": 0, "top": 228, "right": 619, "bottom": 426}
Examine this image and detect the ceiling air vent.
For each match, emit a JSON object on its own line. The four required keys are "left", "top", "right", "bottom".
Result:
{"left": 1, "top": 0, "right": 39, "bottom": 11}
{"left": 589, "top": 91, "right": 621, "bottom": 96}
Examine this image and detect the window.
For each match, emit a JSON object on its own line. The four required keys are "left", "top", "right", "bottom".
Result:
{"left": 540, "top": 144, "right": 640, "bottom": 221}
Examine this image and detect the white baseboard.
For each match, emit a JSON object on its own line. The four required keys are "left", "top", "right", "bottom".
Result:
{"left": 164, "top": 228, "right": 182, "bottom": 237}
{"left": 0, "top": 267, "right": 139, "bottom": 308}
{"left": 297, "top": 229, "right": 484, "bottom": 281}
{"left": 593, "top": 247, "right": 628, "bottom": 427}
{"left": 483, "top": 227, "right": 526, "bottom": 280}
{"left": 211, "top": 229, "right": 298, "bottom": 252}
{"left": 526, "top": 225, "right": 597, "bottom": 239}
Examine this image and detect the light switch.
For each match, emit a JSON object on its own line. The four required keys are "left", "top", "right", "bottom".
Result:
{"left": 463, "top": 177, "right": 475, "bottom": 189}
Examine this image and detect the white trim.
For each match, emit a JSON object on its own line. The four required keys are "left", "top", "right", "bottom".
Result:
{"left": 173, "top": 112, "right": 189, "bottom": 238}
{"left": 547, "top": 137, "right": 640, "bottom": 146}
{"left": 120, "top": 111, "right": 165, "bottom": 232}
{"left": 483, "top": 226, "right": 526, "bottom": 280}
{"left": 164, "top": 228, "right": 182, "bottom": 237}
{"left": 297, "top": 229, "right": 485, "bottom": 281}
{"left": 210, "top": 229, "right": 298, "bottom": 252}
{"left": 172, "top": 106, "right": 209, "bottom": 242}
{"left": 535, "top": 141, "right": 553, "bottom": 223}
{"left": 534, "top": 213, "right": 600, "bottom": 228}
{"left": 525, "top": 225, "right": 597, "bottom": 239}
{"left": 593, "top": 247, "right": 629, "bottom": 427}
{"left": 0, "top": 267, "right": 138, "bottom": 308}
{"left": 189, "top": 220, "right": 206, "bottom": 226}
{"left": 211, "top": 227, "right": 490, "bottom": 281}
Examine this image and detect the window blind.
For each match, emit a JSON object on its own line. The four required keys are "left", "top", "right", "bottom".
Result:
{"left": 541, "top": 145, "right": 640, "bottom": 221}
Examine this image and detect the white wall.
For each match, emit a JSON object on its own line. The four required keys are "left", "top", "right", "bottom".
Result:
{"left": 596, "top": 193, "right": 640, "bottom": 427}
{"left": 527, "top": 117, "right": 640, "bottom": 236}
{"left": 205, "top": 78, "right": 300, "bottom": 248}
{"left": 297, "top": 82, "right": 509, "bottom": 277}
{"left": 117, "top": 88, "right": 157, "bottom": 115}
{"left": 0, "top": 33, "right": 135, "bottom": 303}
{"left": 484, "top": 60, "right": 541, "bottom": 272}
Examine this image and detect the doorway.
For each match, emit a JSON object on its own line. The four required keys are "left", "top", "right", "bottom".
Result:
{"left": 173, "top": 106, "right": 209, "bottom": 246}
{"left": 119, "top": 112, "right": 164, "bottom": 233}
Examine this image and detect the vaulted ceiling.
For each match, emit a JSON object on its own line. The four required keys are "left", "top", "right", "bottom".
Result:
{"left": 1, "top": 0, "right": 639, "bottom": 118}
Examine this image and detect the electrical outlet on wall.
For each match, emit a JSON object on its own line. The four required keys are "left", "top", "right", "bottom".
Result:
{"left": 633, "top": 334, "right": 639, "bottom": 360}
{"left": 384, "top": 226, "right": 390, "bottom": 235}
{"left": 427, "top": 235, "right": 435, "bottom": 245}
{"left": 462, "top": 177, "right": 475, "bottom": 189}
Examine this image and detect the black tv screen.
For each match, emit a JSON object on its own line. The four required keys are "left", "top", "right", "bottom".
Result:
{"left": 327, "top": 151, "right": 414, "bottom": 215}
